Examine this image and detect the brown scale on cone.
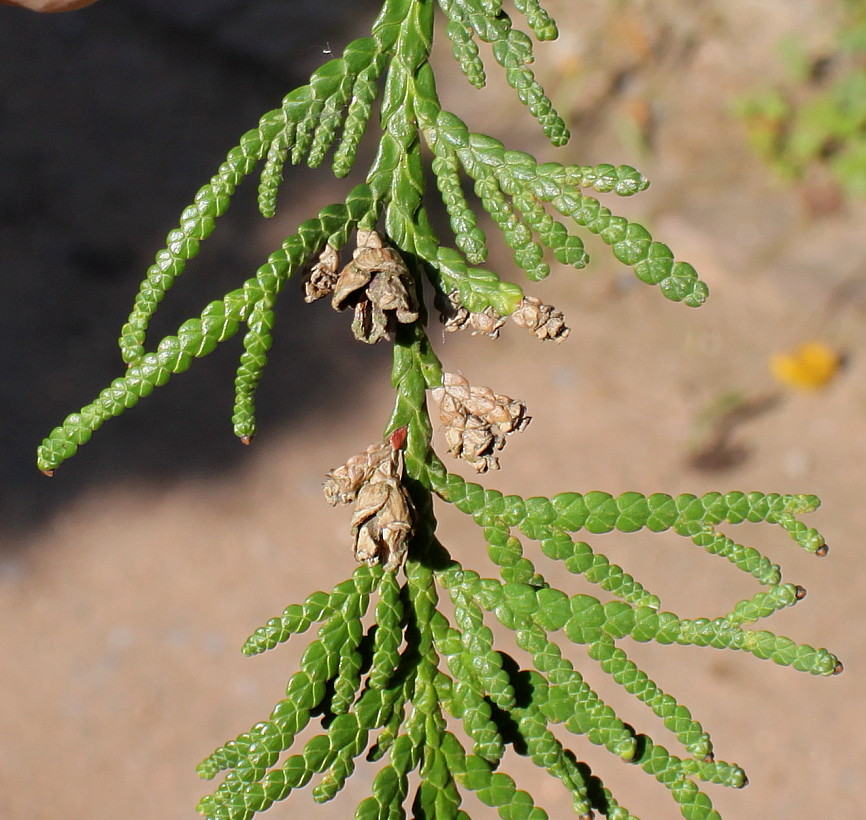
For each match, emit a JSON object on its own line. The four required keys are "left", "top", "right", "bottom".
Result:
{"left": 302, "top": 243, "right": 340, "bottom": 303}
{"left": 435, "top": 290, "right": 506, "bottom": 339}
{"left": 323, "top": 428, "right": 413, "bottom": 570}
{"left": 323, "top": 439, "right": 393, "bottom": 506}
{"left": 431, "top": 372, "right": 530, "bottom": 473}
{"left": 329, "top": 230, "right": 419, "bottom": 344}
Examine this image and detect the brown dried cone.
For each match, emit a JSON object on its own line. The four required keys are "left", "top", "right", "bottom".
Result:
{"left": 323, "top": 428, "right": 414, "bottom": 570}
{"left": 435, "top": 290, "right": 506, "bottom": 339}
{"left": 510, "top": 296, "right": 570, "bottom": 342}
{"left": 303, "top": 243, "right": 340, "bottom": 302}
{"left": 331, "top": 230, "right": 419, "bottom": 344}
{"left": 350, "top": 475, "right": 413, "bottom": 571}
{"left": 431, "top": 372, "right": 530, "bottom": 472}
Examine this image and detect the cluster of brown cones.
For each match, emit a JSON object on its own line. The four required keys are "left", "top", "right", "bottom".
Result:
{"left": 315, "top": 233, "right": 552, "bottom": 562}
{"left": 436, "top": 291, "right": 569, "bottom": 342}
{"left": 304, "top": 233, "right": 568, "bottom": 346}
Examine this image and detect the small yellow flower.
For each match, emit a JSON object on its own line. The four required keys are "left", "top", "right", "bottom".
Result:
{"left": 770, "top": 341, "right": 841, "bottom": 390}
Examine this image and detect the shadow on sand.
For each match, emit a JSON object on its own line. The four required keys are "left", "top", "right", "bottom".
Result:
{"left": 0, "top": 0, "right": 388, "bottom": 538}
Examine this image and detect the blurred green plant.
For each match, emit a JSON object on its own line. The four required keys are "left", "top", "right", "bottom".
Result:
{"left": 737, "top": 3, "right": 866, "bottom": 196}
{"left": 37, "top": 1, "right": 841, "bottom": 818}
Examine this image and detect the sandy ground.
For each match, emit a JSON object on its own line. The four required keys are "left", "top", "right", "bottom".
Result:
{"left": 1, "top": 1, "right": 865, "bottom": 818}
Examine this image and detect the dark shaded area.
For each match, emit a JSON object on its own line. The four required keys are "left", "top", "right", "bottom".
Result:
{"left": 0, "top": 0, "right": 385, "bottom": 537}
{"left": 687, "top": 393, "right": 781, "bottom": 472}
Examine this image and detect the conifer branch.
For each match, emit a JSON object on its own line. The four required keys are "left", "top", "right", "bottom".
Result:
{"left": 37, "top": 1, "right": 840, "bottom": 818}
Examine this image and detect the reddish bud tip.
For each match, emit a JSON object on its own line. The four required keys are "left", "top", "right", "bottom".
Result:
{"left": 240, "top": 435, "right": 253, "bottom": 446}
{"left": 703, "top": 753, "right": 715, "bottom": 763}
{"left": 40, "top": 468, "right": 55, "bottom": 477}
{"left": 795, "top": 585, "right": 808, "bottom": 600}
{"left": 389, "top": 426, "right": 408, "bottom": 451}
{"left": 833, "top": 660, "right": 844, "bottom": 675}
{"left": 816, "top": 544, "right": 829, "bottom": 557}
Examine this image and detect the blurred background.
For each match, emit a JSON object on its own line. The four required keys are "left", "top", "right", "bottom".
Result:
{"left": 1, "top": 0, "right": 864, "bottom": 817}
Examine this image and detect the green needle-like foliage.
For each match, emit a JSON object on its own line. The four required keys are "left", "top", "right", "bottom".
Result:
{"left": 738, "top": 4, "right": 866, "bottom": 198}
{"left": 37, "top": 2, "right": 840, "bottom": 818}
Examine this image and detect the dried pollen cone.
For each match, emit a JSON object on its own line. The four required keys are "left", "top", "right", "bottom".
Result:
{"left": 323, "top": 430, "right": 414, "bottom": 570}
{"left": 431, "top": 372, "right": 530, "bottom": 472}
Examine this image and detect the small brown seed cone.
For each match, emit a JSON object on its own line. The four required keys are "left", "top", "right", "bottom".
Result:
{"left": 331, "top": 231, "right": 419, "bottom": 343}
{"left": 510, "top": 296, "right": 570, "bottom": 342}
{"left": 432, "top": 372, "right": 530, "bottom": 473}
{"left": 324, "top": 429, "right": 413, "bottom": 570}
